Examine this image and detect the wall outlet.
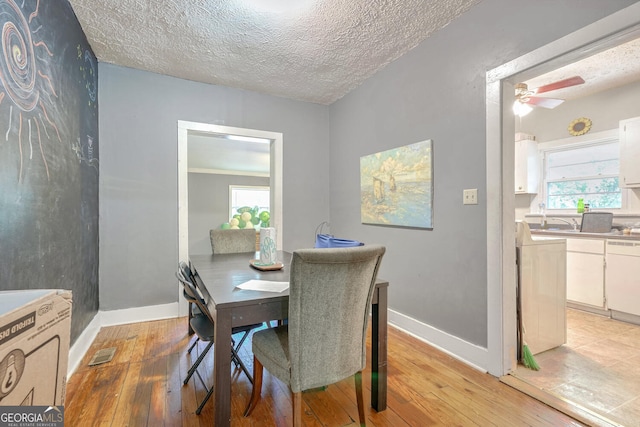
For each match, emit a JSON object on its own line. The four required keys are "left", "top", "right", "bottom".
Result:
{"left": 463, "top": 188, "right": 478, "bottom": 205}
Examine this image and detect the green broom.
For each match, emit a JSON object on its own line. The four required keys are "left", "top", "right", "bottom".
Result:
{"left": 521, "top": 328, "right": 540, "bottom": 371}
{"left": 516, "top": 247, "right": 540, "bottom": 371}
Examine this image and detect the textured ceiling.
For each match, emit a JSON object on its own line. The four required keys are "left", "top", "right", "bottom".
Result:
{"left": 67, "top": 0, "right": 480, "bottom": 105}
{"left": 523, "top": 37, "right": 640, "bottom": 102}
{"left": 66, "top": 1, "right": 640, "bottom": 174}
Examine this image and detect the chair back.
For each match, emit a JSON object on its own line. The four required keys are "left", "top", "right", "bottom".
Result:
{"left": 182, "top": 261, "right": 215, "bottom": 304}
{"left": 176, "top": 268, "right": 200, "bottom": 303}
{"left": 178, "top": 262, "right": 198, "bottom": 299}
{"left": 287, "top": 244, "right": 385, "bottom": 392}
{"left": 176, "top": 266, "right": 212, "bottom": 317}
{"left": 210, "top": 228, "right": 257, "bottom": 254}
{"left": 179, "top": 261, "right": 196, "bottom": 284}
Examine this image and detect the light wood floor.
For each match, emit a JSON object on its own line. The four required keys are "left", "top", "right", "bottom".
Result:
{"left": 65, "top": 317, "right": 586, "bottom": 426}
{"left": 513, "top": 308, "right": 640, "bottom": 427}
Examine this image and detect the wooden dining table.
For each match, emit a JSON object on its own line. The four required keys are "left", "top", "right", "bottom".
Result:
{"left": 189, "top": 250, "right": 389, "bottom": 427}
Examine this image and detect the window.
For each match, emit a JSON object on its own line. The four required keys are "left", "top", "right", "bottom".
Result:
{"left": 543, "top": 139, "right": 621, "bottom": 210}
{"left": 229, "top": 185, "right": 270, "bottom": 228}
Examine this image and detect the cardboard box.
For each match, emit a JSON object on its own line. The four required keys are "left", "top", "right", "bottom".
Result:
{"left": 0, "top": 290, "right": 72, "bottom": 406}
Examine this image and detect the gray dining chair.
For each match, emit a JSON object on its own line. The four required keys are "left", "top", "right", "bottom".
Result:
{"left": 243, "top": 244, "right": 386, "bottom": 427}
{"left": 210, "top": 228, "right": 257, "bottom": 254}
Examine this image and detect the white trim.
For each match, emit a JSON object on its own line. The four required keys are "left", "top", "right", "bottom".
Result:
{"left": 388, "top": 309, "right": 487, "bottom": 373}
{"left": 486, "top": 3, "right": 640, "bottom": 377}
{"left": 537, "top": 129, "right": 618, "bottom": 151}
{"left": 67, "top": 303, "right": 180, "bottom": 377}
{"left": 67, "top": 313, "right": 101, "bottom": 376}
{"left": 67, "top": 305, "right": 489, "bottom": 385}
{"left": 99, "top": 302, "right": 179, "bottom": 326}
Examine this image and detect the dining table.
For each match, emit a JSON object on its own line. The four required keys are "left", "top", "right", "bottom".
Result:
{"left": 189, "top": 250, "right": 389, "bottom": 427}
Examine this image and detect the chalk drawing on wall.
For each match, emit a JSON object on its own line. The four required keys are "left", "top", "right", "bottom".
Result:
{"left": 78, "top": 45, "right": 96, "bottom": 107}
{"left": 71, "top": 134, "right": 98, "bottom": 170}
{"left": 0, "top": 0, "right": 60, "bottom": 183}
{"left": 74, "top": 45, "right": 98, "bottom": 170}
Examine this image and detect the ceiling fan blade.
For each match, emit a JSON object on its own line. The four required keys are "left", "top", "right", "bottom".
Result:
{"left": 525, "top": 96, "right": 564, "bottom": 109}
{"left": 534, "top": 76, "right": 585, "bottom": 94}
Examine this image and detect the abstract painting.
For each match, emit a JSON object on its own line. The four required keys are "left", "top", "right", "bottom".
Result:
{"left": 360, "top": 139, "right": 433, "bottom": 229}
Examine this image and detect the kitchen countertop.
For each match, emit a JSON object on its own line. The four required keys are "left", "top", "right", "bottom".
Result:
{"left": 530, "top": 229, "right": 640, "bottom": 241}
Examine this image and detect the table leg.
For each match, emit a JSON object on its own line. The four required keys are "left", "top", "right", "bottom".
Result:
{"left": 371, "top": 286, "right": 388, "bottom": 411}
{"left": 213, "top": 311, "right": 233, "bottom": 427}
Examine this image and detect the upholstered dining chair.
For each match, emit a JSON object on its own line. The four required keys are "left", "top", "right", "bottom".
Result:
{"left": 176, "top": 264, "right": 262, "bottom": 414}
{"left": 209, "top": 229, "right": 279, "bottom": 329}
{"left": 210, "top": 228, "right": 257, "bottom": 254}
{"left": 243, "top": 245, "right": 386, "bottom": 427}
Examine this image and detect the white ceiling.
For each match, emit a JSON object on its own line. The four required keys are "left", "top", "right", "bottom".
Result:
{"left": 68, "top": 0, "right": 480, "bottom": 105}
{"left": 187, "top": 133, "right": 270, "bottom": 176}
{"left": 67, "top": 1, "right": 640, "bottom": 174}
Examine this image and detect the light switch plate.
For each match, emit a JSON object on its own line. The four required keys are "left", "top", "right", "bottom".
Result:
{"left": 463, "top": 188, "right": 478, "bottom": 205}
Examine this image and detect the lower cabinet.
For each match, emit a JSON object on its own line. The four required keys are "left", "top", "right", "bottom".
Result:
{"left": 605, "top": 240, "right": 640, "bottom": 317}
{"left": 566, "top": 238, "right": 606, "bottom": 308}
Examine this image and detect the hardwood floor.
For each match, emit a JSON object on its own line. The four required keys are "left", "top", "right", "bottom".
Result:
{"left": 65, "top": 317, "right": 586, "bottom": 426}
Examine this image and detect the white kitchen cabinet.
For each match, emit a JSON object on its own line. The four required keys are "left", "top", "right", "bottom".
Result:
{"left": 515, "top": 139, "right": 539, "bottom": 194}
{"left": 605, "top": 240, "right": 640, "bottom": 317}
{"left": 619, "top": 116, "right": 640, "bottom": 188}
{"left": 566, "top": 238, "right": 605, "bottom": 308}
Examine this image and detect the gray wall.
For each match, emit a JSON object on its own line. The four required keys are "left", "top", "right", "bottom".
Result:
{"left": 99, "top": 64, "right": 330, "bottom": 310}
{"left": 97, "top": 0, "right": 635, "bottom": 352}
{"left": 328, "top": 0, "right": 635, "bottom": 347}
{"left": 188, "top": 173, "right": 269, "bottom": 255}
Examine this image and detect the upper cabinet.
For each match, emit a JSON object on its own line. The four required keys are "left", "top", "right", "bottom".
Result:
{"left": 515, "top": 134, "right": 539, "bottom": 194}
{"left": 620, "top": 116, "right": 640, "bottom": 188}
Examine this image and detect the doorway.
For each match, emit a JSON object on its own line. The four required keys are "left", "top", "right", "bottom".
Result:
{"left": 177, "top": 121, "right": 283, "bottom": 316}
{"left": 485, "top": 2, "right": 640, "bottom": 424}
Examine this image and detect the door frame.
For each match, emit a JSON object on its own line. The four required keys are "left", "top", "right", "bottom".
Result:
{"left": 485, "top": 3, "right": 640, "bottom": 376}
{"left": 177, "top": 120, "right": 283, "bottom": 317}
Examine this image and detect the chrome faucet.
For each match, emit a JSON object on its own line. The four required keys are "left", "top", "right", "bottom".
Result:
{"left": 547, "top": 217, "right": 579, "bottom": 231}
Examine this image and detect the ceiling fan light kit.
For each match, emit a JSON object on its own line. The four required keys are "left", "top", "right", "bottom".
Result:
{"left": 513, "top": 100, "right": 533, "bottom": 117}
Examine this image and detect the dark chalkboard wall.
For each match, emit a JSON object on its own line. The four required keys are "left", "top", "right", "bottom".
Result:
{"left": 0, "top": 0, "right": 99, "bottom": 344}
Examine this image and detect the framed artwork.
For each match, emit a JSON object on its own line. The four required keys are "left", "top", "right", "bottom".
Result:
{"left": 360, "top": 139, "right": 433, "bottom": 229}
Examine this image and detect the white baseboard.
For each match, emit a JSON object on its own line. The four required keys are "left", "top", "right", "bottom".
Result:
{"left": 388, "top": 308, "right": 488, "bottom": 373}
{"left": 68, "top": 304, "right": 485, "bottom": 379}
{"left": 67, "top": 302, "right": 180, "bottom": 377}
{"left": 98, "top": 302, "right": 179, "bottom": 327}
{"left": 67, "top": 313, "right": 102, "bottom": 377}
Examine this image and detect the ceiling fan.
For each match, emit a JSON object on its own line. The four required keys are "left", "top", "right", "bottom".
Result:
{"left": 514, "top": 76, "right": 585, "bottom": 115}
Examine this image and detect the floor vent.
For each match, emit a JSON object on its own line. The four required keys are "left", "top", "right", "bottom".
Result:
{"left": 88, "top": 347, "right": 116, "bottom": 366}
